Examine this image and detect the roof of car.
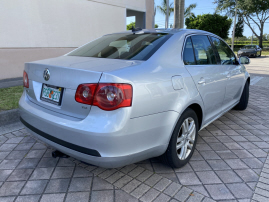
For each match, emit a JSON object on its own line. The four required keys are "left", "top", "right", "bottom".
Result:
{"left": 106, "top": 28, "right": 215, "bottom": 36}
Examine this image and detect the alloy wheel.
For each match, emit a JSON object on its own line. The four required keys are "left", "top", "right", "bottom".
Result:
{"left": 176, "top": 117, "right": 196, "bottom": 160}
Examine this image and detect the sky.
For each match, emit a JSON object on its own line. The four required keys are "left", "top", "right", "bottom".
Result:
{"left": 126, "top": 0, "right": 269, "bottom": 38}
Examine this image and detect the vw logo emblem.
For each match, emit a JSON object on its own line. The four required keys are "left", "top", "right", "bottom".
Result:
{"left": 43, "top": 68, "right": 50, "bottom": 81}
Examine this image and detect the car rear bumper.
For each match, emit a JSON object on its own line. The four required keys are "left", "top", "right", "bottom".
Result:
{"left": 19, "top": 90, "right": 178, "bottom": 168}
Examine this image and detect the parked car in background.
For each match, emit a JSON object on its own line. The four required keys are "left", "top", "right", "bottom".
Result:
{"left": 20, "top": 29, "right": 250, "bottom": 168}
{"left": 237, "top": 45, "right": 262, "bottom": 57}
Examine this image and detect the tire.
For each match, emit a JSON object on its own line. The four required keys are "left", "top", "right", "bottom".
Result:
{"left": 233, "top": 81, "right": 249, "bottom": 110}
{"left": 160, "top": 108, "right": 198, "bottom": 168}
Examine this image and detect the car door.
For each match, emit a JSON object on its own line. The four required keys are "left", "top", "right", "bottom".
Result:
{"left": 210, "top": 36, "right": 245, "bottom": 112}
{"left": 183, "top": 35, "right": 227, "bottom": 124}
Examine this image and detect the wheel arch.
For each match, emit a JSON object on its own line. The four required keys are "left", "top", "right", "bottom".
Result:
{"left": 247, "top": 77, "right": 250, "bottom": 85}
{"left": 187, "top": 103, "right": 203, "bottom": 130}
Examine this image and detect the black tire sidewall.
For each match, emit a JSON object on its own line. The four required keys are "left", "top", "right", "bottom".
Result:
{"left": 234, "top": 81, "right": 249, "bottom": 110}
{"left": 168, "top": 108, "right": 199, "bottom": 168}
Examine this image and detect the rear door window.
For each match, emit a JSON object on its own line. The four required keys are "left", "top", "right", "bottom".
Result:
{"left": 183, "top": 37, "right": 196, "bottom": 65}
{"left": 191, "top": 35, "right": 217, "bottom": 65}
{"left": 211, "top": 37, "right": 237, "bottom": 65}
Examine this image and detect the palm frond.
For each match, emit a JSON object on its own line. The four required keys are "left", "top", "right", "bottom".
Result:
{"left": 185, "top": 3, "right": 197, "bottom": 18}
{"left": 157, "top": 0, "right": 174, "bottom": 17}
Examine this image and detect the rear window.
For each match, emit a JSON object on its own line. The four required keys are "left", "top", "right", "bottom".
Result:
{"left": 68, "top": 33, "right": 171, "bottom": 61}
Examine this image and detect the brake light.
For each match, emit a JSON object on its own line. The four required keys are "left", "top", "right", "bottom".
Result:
{"left": 75, "top": 83, "right": 132, "bottom": 111}
{"left": 75, "top": 84, "right": 97, "bottom": 105}
{"left": 23, "top": 71, "right": 29, "bottom": 88}
{"left": 93, "top": 83, "right": 132, "bottom": 110}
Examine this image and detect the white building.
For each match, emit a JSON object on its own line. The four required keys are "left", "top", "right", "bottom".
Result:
{"left": 0, "top": 0, "right": 154, "bottom": 79}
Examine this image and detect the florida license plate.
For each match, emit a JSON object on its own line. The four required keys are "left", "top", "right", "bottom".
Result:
{"left": 41, "top": 84, "right": 63, "bottom": 105}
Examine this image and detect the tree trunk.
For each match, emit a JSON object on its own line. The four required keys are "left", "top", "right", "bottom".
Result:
{"left": 165, "top": 0, "right": 169, "bottom": 28}
{"left": 259, "top": 22, "right": 264, "bottom": 48}
{"left": 174, "top": 0, "right": 185, "bottom": 28}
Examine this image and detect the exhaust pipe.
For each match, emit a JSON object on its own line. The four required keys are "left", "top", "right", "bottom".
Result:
{"left": 80, "top": 161, "right": 94, "bottom": 166}
{"left": 52, "top": 150, "right": 69, "bottom": 158}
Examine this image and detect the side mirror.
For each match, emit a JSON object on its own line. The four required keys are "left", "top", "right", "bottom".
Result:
{"left": 239, "top": 56, "right": 250, "bottom": 65}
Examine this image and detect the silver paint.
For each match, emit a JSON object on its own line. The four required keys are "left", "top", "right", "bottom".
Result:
{"left": 19, "top": 29, "right": 250, "bottom": 168}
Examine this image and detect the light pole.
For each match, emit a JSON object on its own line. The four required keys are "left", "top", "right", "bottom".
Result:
{"left": 153, "top": 3, "right": 156, "bottom": 29}
{"left": 251, "top": 26, "right": 255, "bottom": 45}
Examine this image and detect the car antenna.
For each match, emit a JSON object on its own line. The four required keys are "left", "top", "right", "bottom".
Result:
{"left": 132, "top": 26, "right": 142, "bottom": 34}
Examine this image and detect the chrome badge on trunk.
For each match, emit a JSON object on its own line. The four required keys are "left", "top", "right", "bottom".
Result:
{"left": 43, "top": 68, "right": 50, "bottom": 81}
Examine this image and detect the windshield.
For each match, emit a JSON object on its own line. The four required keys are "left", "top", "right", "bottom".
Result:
{"left": 243, "top": 45, "right": 256, "bottom": 49}
{"left": 68, "top": 33, "right": 171, "bottom": 61}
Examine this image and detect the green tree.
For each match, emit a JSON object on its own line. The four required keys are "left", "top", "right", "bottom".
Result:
{"left": 214, "top": 0, "right": 269, "bottom": 48}
{"left": 263, "top": 33, "right": 269, "bottom": 41}
{"left": 157, "top": 0, "right": 174, "bottom": 28}
{"left": 184, "top": 3, "right": 197, "bottom": 18}
{"left": 185, "top": 13, "right": 232, "bottom": 39}
{"left": 235, "top": 16, "right": 244, "bottom": 37}
{"left": 127, "top": 22, "right": 135, "bottom": 30}
{"left": 157, "top": 0, "right": 174, "bottom": 17}
{"left": 235, "top": 36, "right": 248, "bottom": 41}
{"left": 127, "top": 23, "right": 158, "bottom": 30}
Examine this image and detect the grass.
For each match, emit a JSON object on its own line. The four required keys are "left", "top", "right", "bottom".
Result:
{"left": 0, "top": 86, "right": 24, "bottom": 111}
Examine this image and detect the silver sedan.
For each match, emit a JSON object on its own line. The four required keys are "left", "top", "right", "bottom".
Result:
{"left": 19, "top": 29, "right": 250, "bottom": 168}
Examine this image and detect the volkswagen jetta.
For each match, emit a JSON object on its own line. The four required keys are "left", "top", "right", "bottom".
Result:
{"left": 19, "top": 29, "right": 250, "bottom": 168}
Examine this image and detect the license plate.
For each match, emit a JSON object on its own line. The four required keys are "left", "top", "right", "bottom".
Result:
{"left": 40, "top": 84, "right": 63, "bottom": 105}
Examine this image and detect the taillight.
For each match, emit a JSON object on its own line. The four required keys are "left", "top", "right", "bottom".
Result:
{"left": 75, "top": 84, "right": 97, "bottom": 105}
{"left": 23, "top": 71, "right": 29, "bottom": 88}
{"left": 93, "top": 83, "right": 132, "bottom": 110}
{"left": 75, "top": 83, "right": 132, "bottom": 111}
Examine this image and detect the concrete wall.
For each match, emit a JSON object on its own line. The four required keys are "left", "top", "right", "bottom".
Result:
{"left": 0, "top": 0, "right": 154, "bottom": 80}
{"left": 145, "top": 0, "right": 155, "bottom": 29}
{"left": 91, "top": 0, "right": 147, "bottom": 11}
{"left": 127, "top": 10, "right": 146, "bottom": 29}
{"left": 0, "top": 0, "right": 127, "bottom": 48}
{"left": 0, "top": 48, "right": 74, "bottom": 80}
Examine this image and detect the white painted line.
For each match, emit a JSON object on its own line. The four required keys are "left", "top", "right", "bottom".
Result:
{"left": 250, "top": 76, "right": 263, "bottom": 85}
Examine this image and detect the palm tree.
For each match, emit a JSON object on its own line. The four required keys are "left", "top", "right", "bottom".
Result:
{"left": 174, "top": 0, "right": 185, "bottom": 28}
{"left": 174, "top": 0, "right": 197, "bottom": 28}
{"left": 184, "top": 3, "right": 197, "bottom": 18}
{"left": 157, "top": 0, "right": 174, "bottom": 28}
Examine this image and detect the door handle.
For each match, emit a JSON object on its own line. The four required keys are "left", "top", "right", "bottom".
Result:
{"left": 226, "top": 74, "right": 231, "bottom": 79}
{"left": 198, "top": 78, "right": 206, "bottom": 85}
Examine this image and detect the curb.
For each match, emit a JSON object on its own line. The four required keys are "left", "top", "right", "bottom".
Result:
{"left": 0, "top": 77, "right": 23, "bottom": 89}
{"left": 0, "top": 109, "right": 20, "bottom": 126}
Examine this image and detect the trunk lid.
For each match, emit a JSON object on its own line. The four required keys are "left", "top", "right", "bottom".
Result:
{"left": 25, "top": 56, "right": 141, "bottom": 119}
